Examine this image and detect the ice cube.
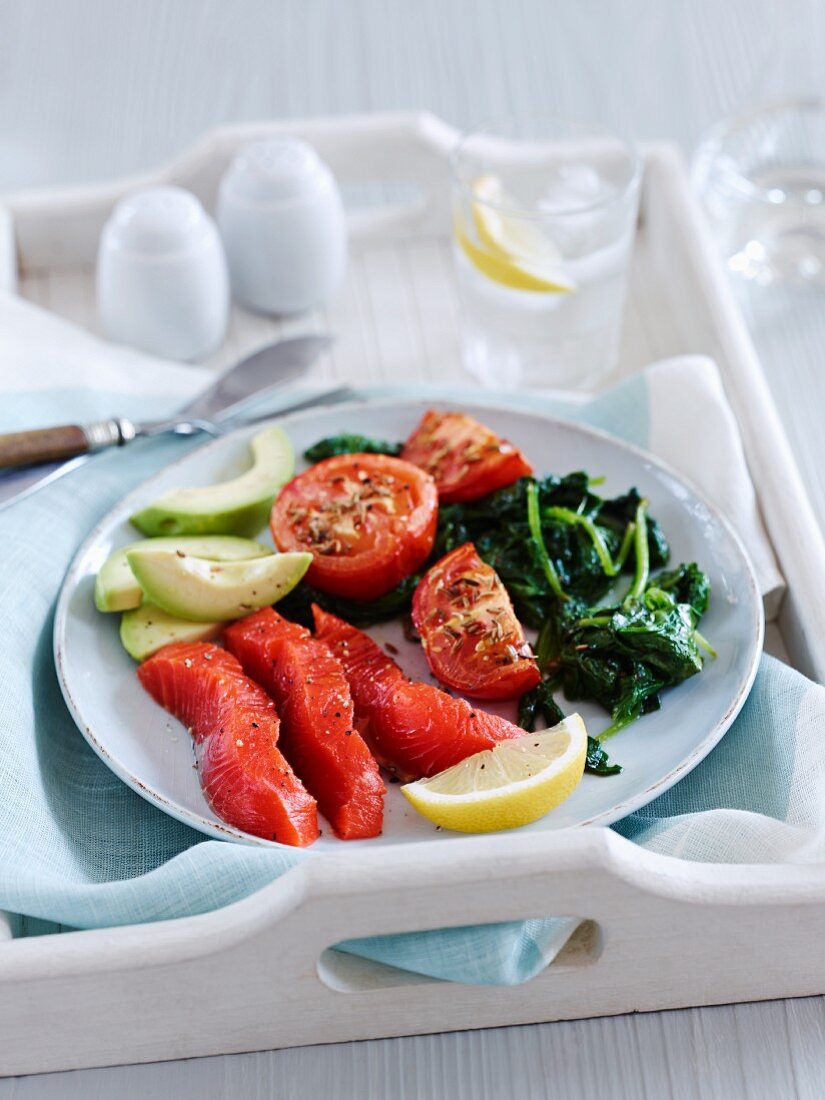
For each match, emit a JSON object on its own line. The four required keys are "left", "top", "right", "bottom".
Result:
{"left": 539, "top": 165, "right": 611, "bottom": 213}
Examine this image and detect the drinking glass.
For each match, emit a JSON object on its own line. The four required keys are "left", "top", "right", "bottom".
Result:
{"left": 450, "top": 117, "right": 641, "bottom": 390}
{"left": 693, "top": 99, "right": 825, "bottom": 288}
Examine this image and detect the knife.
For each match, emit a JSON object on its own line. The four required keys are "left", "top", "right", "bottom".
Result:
{"left": 0, "top": 334, "right": 332, "bottom": 470}
{"left": 0, "top": 334, "right": 343, "bottom": 509}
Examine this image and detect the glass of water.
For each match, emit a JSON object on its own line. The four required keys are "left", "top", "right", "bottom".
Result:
{"left": 693, "top": 99, "right": 825, "bottom": 289}
{"left": 451, "top": 117, "right": 641, "bottom": 390}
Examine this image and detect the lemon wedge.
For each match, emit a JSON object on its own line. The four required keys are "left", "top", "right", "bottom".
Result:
{"left": 471, "top": 175, "right": 562, "bottom": 263}
{"left": 456, "top": 174, "right": 576, "bottom": 294}
{"left": 401, "top": 714, "right": 587, "bottom": 833}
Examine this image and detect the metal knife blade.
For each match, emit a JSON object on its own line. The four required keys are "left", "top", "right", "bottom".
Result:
{"left": 180, "top": 334, "right": 333, "bottom": 422}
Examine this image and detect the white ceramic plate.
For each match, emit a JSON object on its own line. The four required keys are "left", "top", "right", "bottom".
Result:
{"left": 55, "top": 399, "right": 764, "bottom": 849}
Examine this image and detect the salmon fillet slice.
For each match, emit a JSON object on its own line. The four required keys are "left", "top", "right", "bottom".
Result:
{"left": 138, "top": 641, "right": 318, "bottom": 846}
{"left": 224, "top": 609, "right": 385, "bottom": 839}
{"left": 312, "top": 607, "right": 525, "bottom": 781}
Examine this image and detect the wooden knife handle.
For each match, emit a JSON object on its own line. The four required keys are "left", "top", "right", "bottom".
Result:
{"left": 0, "top": 419, "right": 129, "bottom": 469}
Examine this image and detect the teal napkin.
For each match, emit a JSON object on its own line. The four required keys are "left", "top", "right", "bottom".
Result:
{"left": 0, "top": 295, "right": 818, "bottom": 985}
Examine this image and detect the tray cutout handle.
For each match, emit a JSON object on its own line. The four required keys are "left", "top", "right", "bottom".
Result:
{"left": 316, "top": 919, "right": 602, "bottom": 994}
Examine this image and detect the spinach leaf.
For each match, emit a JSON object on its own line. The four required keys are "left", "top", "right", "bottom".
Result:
{"left": 546, "top": 505, "right": 711, "bottom": 738}
{"left": 517, "top": 678, "right": 623, "bottom": 777}
{"left": 304, "top": 435, "right": 403, "bottom": 462}
{"left": 435, "top": 474, "right": 669, "bottom": 626}
{"left": 595, "top": 488, "right": 669, "bottom": 571}
{"left": 586, "top": 737, "right": 623, "bottom": 776}
{"left": 517, "top": 679, "right": 565, "bottom": 731}
{"left": 277, "top": 572, "right": 421, "bottom": 628}
{"left": 650, "top": 562, "right": 710, "bottom": 623}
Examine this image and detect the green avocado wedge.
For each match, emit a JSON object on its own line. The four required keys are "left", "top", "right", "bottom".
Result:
{"left": 129, "top": 426, "right": 294, "bottom": 538}
{"left": 120, "top": 602, "right": 226, "bottom": 662}
{"left": 94, "top": 535, "right": 272, "bottom": 613}
{"left": 126, "top": 547, "right": 312, "bottom": 622}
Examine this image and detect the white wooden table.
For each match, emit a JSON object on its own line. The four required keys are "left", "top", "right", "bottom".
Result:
{"left": 2, "top": 1, "right": 825, "bottom": 1095}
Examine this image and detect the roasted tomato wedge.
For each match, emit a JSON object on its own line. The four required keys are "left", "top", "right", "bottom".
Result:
{"left": 271, "top": 453, "right": 438, "bottom": 600}
{"left": 412, "top": 542, "right": 540, "bottom": 700}
{"left": 401, "top": 410, "right": 533, "bottom": 503}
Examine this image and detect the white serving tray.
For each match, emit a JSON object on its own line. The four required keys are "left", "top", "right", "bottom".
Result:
{"left": 2, "top": 112, "right": 825, "bottom": 1077}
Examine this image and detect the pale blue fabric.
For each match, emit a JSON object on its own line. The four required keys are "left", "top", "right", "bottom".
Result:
{"left": 0, "top": 373, "right": 820, "bottom": 985}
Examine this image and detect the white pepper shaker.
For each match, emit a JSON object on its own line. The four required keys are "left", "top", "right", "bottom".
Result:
{"left": 97, "top": 186, "right": 229, "bottom": 361}
{"left": 216, "top": 138, "right": 347, "bottom": 315}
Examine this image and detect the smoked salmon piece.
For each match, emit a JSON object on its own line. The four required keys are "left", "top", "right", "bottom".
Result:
{"left": 312, "top": 606, "right": 526, "bottom": 781}
{"left": 224, "top": 609, "right": 385, "bottom": 839}
{"left": 137, "top": 642, "right": 318, "bottom": 846}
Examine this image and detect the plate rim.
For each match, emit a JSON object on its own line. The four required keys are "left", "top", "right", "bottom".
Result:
{"left": 53, "top": 395, "right": 765, "bottom": 847}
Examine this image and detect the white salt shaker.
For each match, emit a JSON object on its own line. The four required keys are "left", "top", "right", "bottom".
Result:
{"left": 97, "top": 186, "right": 229, "bottom": 361}
{"left": 216, "top": 138, "right": 347, "bottom": 315}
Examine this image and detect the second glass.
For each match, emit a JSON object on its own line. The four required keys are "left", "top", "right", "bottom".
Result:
{"left": 451, "top": 117, "right": 641, "bottom": 390}
{"left": 693, "top": 99, "right": 825, "bottom": 290}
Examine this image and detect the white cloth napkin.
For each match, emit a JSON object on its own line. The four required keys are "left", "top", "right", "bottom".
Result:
{"left": 643, "top": 354, "right": 784, "bottom": 615}
{"left": 0, "top": 292, "right": 211, "bottom": 409}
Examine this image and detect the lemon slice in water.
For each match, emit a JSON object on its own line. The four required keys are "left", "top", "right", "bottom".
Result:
{"left": 401, "top": 714, "right": 587, "bottom": 833}
{"left": 456, "top": 174, "right": 576, "bottom": 294}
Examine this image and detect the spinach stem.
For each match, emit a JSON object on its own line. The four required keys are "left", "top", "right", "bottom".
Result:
{"left": 526, "top": 481, "right": 568, "bottom": 601}
{"left": 693, "top": 628, "right": 718, "bottom": 659}
{"left": 614, "top": 522, "right": 636, "bottom": 570}
{"left": 545, "top": 506, "right": 618, "bottom": 577}
{"left": 535, "top": 617, "right": 556, "bottom": 667}
{"left": 598, "top": 719, "right": 631, "bottom": 742}
{"left": 627, "top": 499, "right": 649, "bottom": 600}
{"left": 576, "top": 615, "right": 612, "bottom": 628}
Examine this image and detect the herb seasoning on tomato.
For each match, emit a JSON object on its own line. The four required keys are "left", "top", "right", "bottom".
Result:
{"left": 401, "top": 409, "right": 533, "bottom": 503}
{"left": 271, "top": 453, "right": 438, "bottom": 601}
{"left": 412, "top": 542, "right": 541, "bottom": 700}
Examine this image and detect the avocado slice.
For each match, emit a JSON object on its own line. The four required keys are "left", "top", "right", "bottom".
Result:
{"left": 129, "top": 426, "right": 294, "bottom": 538}
{"left": 126, "top": 547, "right": 311, "bottom": 622}
{"left": 120, "top": 602, "right": 226, "bottom": 662}
{"left": 95, "top": 535, "right": 272, "bottom": 613}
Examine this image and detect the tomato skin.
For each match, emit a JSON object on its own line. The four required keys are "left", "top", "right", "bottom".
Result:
{"left": 412, "top": 542, "right": 540, "bottom": 700}
{"left": 271, "top": 453, "right": 438, "bottom": 600}
{"left": 401, "top": 410, "right": 533, "bottom": 503}
{"left": 312, "top": 606, "right": 525, "bottom": 781}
